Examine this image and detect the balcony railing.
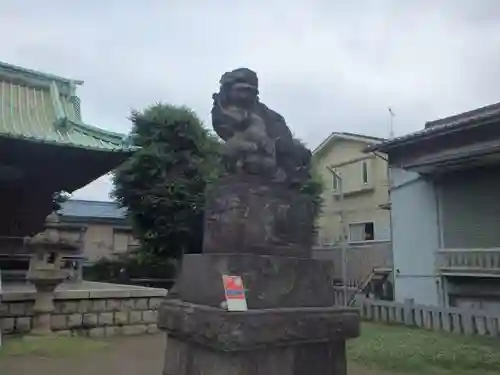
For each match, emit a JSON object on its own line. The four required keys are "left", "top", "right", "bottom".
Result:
{"left": 436, "top": 248, "right": 500, "bottom": 276}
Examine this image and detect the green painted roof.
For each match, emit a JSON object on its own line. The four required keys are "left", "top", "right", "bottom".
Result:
{"left": 0, "top": 61, "right": 135, "bottom": 152}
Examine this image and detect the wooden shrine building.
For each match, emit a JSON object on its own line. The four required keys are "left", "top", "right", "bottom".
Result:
{"left": 0, "top": 61, "right": 135, "bottom": 281}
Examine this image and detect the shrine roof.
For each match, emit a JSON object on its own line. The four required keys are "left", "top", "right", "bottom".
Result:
{"left": 0, "top": 61, "right": 135, "bottom": 152}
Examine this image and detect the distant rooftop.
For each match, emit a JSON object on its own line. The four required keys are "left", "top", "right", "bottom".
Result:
{"left": 59, "top": 199, "right": 127, "bottom": 221}
{"left": 313, "top": 131, "right": 386, "bottom": 156}
{"left": 367, "top": 101, "right": 500, "bottom": 153}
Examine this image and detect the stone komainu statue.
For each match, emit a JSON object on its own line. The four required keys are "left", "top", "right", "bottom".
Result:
{"left": 211, "top": 68, "right": 312, "bottom": 186}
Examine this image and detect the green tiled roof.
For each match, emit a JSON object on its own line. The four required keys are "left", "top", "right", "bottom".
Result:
{"left": 0, "top": 61, "right": 135, "bottom": 152}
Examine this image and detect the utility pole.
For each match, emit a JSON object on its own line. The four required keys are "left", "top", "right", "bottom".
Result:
{"left": 327, "top": 166, "right": 348, "bottom": 306}
{"left": 388, "top": 107, "right": 395, "bottom": 139}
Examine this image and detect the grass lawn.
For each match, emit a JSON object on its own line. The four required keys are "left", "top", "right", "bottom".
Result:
{"left": 1, "top": 326, "right": 500, "bottom": 375}
{"left": 349, "top": 322, "right": 500, "bottom": 375}
{"left": 0, "top": 335, "right": 108, "bottom": 358}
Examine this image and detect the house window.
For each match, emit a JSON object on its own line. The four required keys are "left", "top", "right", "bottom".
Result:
{"left": 349, "top": 222, "right": 375, "bottom": 242}
{"left": 332, "top": 173, "right": 339, "bottom": 190}
{"left": 113, "top": 229, "right": 130, "bottom": 253}
{"left": 362, "top": 161, "right": 368, "bottom": 184}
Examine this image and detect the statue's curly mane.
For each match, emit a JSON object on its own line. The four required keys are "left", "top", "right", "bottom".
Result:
{"left": 210, "top": 68, "right": 312, "bottom": 186}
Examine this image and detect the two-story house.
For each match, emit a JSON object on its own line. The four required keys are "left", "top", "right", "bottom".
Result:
{"left": 367, "top": 102, "right": 500, "bottom": 311}
{"left": 312, "top": 132, "right": 392, "bottom": 292}
{"left": 313, "top": 132, "right": 390, "bottom": 245}
{"left": 57, "top": 199, "right": 138, "bottom": 263}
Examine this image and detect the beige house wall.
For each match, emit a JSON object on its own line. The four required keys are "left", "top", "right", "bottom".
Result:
{"left": 314, "top": 137, "right": 390, "bottom": 245}
{"left": 58, "top": 223, "right": 139, "bottom": 262}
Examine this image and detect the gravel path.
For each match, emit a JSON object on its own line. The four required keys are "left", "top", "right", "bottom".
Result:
{"left": 0, "top": 334, "right": 399, "bottom": 375}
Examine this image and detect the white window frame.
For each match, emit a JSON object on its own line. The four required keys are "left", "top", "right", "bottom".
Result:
{"left": 332, "top": 173, "right": 339, "bottom": 191}
{"left": 362, "top": 161, "right": 369, "bottom": 185}
{"left": 112, "top": 229, "right": 131, "bottom": 254}
{"left": 348, "top": 221, "right": 375, "bottom": 243}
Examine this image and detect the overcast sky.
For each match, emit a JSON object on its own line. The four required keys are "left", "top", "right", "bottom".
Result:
{"left": 1, "top": 1, "right": 500, "bottom": 201}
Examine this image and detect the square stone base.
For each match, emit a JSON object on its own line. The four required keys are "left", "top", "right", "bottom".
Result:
{"left": 163, "top": 336, "right": 347, "bottom": 375}
{"left": 159, "top": 299, "right": 360, "bottom": 375}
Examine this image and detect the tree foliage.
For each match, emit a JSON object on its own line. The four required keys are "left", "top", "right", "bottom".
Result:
{"left": 301, "top": 168, "right": 324, "bottom": 227}
{"left": 112, "top": 103, "right": 222, "bottom": 260}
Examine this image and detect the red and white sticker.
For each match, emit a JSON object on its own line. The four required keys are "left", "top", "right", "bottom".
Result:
{"left": 222, "top": 275, "right": 248, "bottom": 311}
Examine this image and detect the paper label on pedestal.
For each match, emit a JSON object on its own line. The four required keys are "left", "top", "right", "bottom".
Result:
{"left": 222, "top": 275, "right": 248, "bottom": 311}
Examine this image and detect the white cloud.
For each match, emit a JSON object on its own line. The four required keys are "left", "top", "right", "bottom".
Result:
{"left": 2, "top": 0, "right": 500, "bottom": 200}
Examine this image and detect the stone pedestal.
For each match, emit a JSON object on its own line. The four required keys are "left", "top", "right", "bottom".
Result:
{"left": 203, "top": 175, "right": 315, "bottom": 258}
{"left": 159, "top": 300, "right": 358, "bottom": 375}
{"left": 28, "top": 271, "right": 66, "bottom": 335}
{"left": 176, "top": 254, "right": 336, "bottom": 308}
{"left": 30, "top": 282, "right": 58, "bottom": 335}
{"left": 159, "top": 175, "right": 360, "bottom": 375}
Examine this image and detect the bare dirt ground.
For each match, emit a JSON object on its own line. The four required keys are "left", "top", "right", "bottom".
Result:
{"left": 0, "top": 334, "right": 398, "bottom": 375}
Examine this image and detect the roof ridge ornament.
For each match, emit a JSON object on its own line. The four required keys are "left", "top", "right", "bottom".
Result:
{"left": 50, "top": 81, "right": 70, "bottom": 132}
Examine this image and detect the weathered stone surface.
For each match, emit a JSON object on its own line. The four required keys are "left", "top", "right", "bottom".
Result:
{"left": 121, "top": 299, "right": 135, "bottom": 311}
{"left": 67, "top": 314, "right": 82, "bottom": 328}
{"left": 15, "top": 317, "right": 31, "bottom": 333}
{"left": 106, "top": 299, "right": 121, "bottom": 311}
{"left": 99, "top": 312, "right": 114, "bottom": 326}
{"left": 121, "top": 324, "right": 148, "bottom": 336}
{"left": 163, "top": 336, "right": 347, "bottom": 375}
{"left": 105, "top": 326, "right": 119, "bottom": 337}
{"left": 88, "top": 327, "right": 106, "bottom": 338}
{"left": 78, "top": 300, "right": 92, "bottom": 313}
{"left": 91, "top": 299, "right": 106, "bottom": 312}
{"left": 89, "top": 290, "right": 131, "bottom": 299}
{"left": 147, "top": 324, "right": 160, "bottom": 334}
{"left": 0, "top": 302, "right": 8, "bottom": 317}
{"left": 135, "top": 298, "right": 149, "bottom": 310}
{"left": 51, "top": 314, "right": 68, "bottom": 330}
{"left": 203, "top": 175, "right": 315, "bottom": 258}
{"left": 129, "top": 311, "right": 142, "bottom": 324}
{"left": 9, "top": 302, "right": 27, "bottom": 316}
{"left": 83, "top": 313, "right": 98, "bottom": 327}
{"left": 211, "top": 68, "right": 312, "bottom": 186}
{"left": 160, "top": 69, "right": 358, "bottom": 373}
{"left": 2, "top": 294, "right": 166, "bottom": 337}
{"left": 114, "top": 311, "right": 129, "bottom": 325}
{"left": 1, "top": 317, "right": 14, "bottom": 333}
{"left": 177, "top": 253, "right": 336, "bottom": 308}
{"left": 142, "top": 310, "right": 158, "bottom": 324}
{"left": 158, "top": 300, "right": 359, "bottom": 351}
{"left": 148, "top": 298, "right": 163, "bottom": 310}
{"left": 60, "top": 301, "right": 78, "bottom": 314}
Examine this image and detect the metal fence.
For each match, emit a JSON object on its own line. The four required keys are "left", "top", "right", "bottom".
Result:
{"left": 313, "top": 241, "right": 392, "bottom": 287}
{"left": 334, "top": 287, "right": 500, "bottom": 336}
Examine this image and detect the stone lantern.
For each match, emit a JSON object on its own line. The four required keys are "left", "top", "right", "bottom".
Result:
{"left": 26, "top": 213, "right": 79, "bottom": 335}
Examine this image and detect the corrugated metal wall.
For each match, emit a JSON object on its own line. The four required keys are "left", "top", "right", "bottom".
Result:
{"left": 439, "top": 166, "right": 500, "bottom": 248}
{"left": 391, "top": 168, "right": 440, "bottom": 306}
